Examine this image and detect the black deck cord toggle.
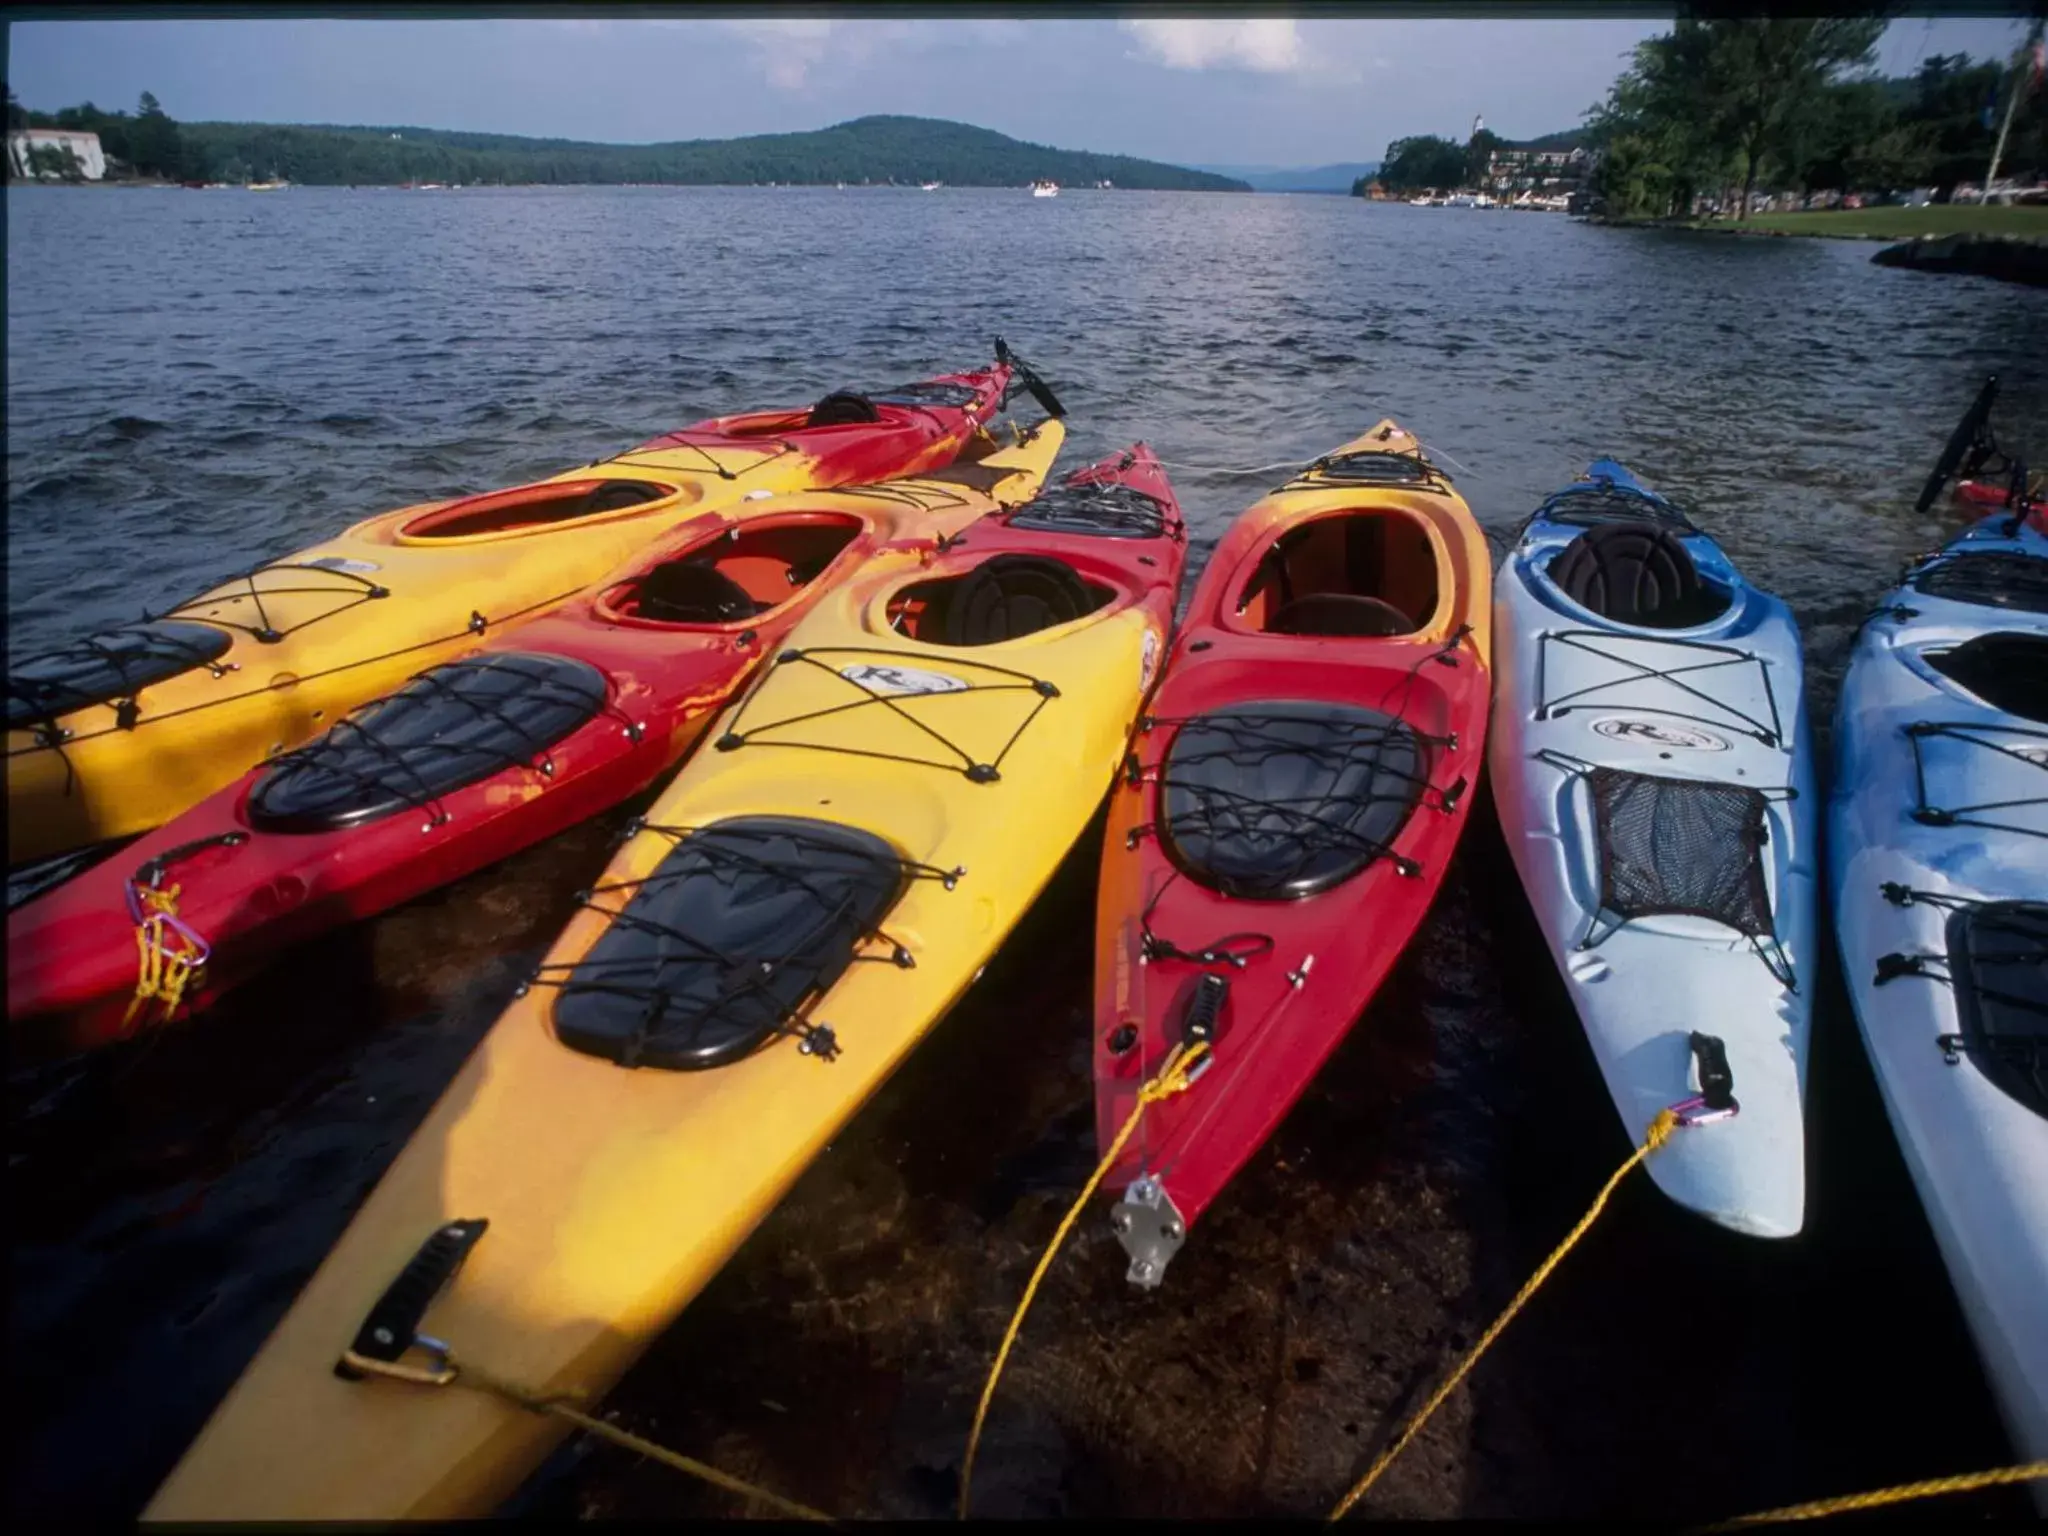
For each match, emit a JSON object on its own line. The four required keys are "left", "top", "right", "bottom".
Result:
{"left": 335, "top": 1218, "right": 489, "bottom": 1379}
{"left": 1183, "top": 973, "right": 1229, "bottom": 1045}
{"left": 992, "top": 335, "right": 1067, "bottom": 420}
{"left": 135, "top": 830, "right": 249, "bottom": 887}
{"left": 1688, "top": 1032, "right": 1736, "bottom": 1112}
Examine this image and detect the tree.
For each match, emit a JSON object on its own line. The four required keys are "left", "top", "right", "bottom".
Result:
{"left": 125, "top": 89, "right": 184, "bottom": 179}
{"left": 1465, "top": 127, "right": 1503, "bottom": 189}
{"left": 1587, "top": 14, "right": 1884, "bottom": 220}
{"left": 5, "top": 85, "right": 28, "bottom": 130}
{"left": 1377, "top": 134, "right": 1467, "bottom": 193}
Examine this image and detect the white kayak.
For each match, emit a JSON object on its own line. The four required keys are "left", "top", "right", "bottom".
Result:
{"left": 1490, "top": 460, "right": 1817, "bottom": 1238}
{"left": 1829, "top": 506, "right": 2048, "bottom": 1487}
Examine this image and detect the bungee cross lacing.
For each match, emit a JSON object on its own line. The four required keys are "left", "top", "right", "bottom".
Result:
{"left": 711, "top": 645, "right": 1059, "bottom": 784}
{"left": 159, "top": 558, "right": 391, "bottom": 646}
{"left": 1534, "top": 628, "right": 1786, "bottom": 747}
{"left": 523, "top": 820, "right": 962, "bottom": 1069}
{"left": 1904, "top": 720, "right": 2047, "bottom": 841}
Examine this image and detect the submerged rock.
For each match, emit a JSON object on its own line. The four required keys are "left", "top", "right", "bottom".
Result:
{"left": 1871, "top": 233, "right": 2048, "bottom": 288}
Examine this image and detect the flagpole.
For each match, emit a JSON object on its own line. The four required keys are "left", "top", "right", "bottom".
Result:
{"left": 1981, "top": 16, "right": 2045, "bottom": 206}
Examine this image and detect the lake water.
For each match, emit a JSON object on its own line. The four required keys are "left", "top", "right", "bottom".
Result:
{"left": 7, "top": 184, "right": 2046, "bottom": 1521}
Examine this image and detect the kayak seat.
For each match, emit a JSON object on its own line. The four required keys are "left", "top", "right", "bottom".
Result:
{"left": 6, "top": 619, "right": 233, "bottom": 730}
{"left": 806, "top": 391, "right": 882, "bottom": 428}
{"left": 1926, "top": 632, "right": 2048, "bottom": 723}
{"left": 1158, "top": 701, "right": 1426, "bottom": 899}
{"left": 633, "top": 559, "right": 764, "bottom": 624}
{"left": 1268, "top": 594, "right": 1414, "bottom": 637}
{"left": 551, "top": 815, "right": 908, "bottom": 1072}
{"left": 246, "top": 651, "right": 608, "bottom": 833}
{"left": 940, "top": 554, "right": 1100, "bottom": 645}
{"left": 1548, "top": 522, "right": 1724, "bottom": 629}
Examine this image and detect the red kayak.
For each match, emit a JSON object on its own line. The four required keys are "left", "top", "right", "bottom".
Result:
{"left": 6, "top": 416, "right": 1079, "bottom": 1061}
{"left": 1091, "top": 423, "right": 1493, "bottom": 1286}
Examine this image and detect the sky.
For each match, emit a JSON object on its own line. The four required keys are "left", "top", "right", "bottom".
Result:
{"left": 5, "top": 15, "right": 2035, "bottom": 169}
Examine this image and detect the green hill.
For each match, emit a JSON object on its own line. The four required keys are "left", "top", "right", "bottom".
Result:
{"left": 177, "top": 113, "right": 1251, "bottom": 190}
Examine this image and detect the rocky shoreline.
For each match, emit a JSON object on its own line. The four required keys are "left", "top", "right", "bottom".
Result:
{"left": 1869, "top": 232, "right": 2048, "bottom": 287}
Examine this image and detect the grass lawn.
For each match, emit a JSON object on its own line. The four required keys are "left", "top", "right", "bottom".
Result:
{"left": 1726, "top": 204, "right": 2048, "bottom": 240}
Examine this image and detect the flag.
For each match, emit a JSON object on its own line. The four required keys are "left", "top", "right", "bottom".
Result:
{"left": 1982, "top": 84, "right": 1999, "bottom": 130}
{"left": 2030, "top": 39, "right": 2044, "bottom": 94}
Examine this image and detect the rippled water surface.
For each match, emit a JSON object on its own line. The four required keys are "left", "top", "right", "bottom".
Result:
{"left": 8, "top": 185, "right": 2046, "bottom": 1521}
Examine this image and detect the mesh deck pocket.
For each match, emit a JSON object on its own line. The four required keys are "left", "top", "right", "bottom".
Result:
{"left": 553, "top": 816, "right": 907, "bottom": 1071}
{"left": 1159, "top": 701, "right": 1426, "bottom": 900}
{"left": 1909, "top": 552, "right": 2048, "bottom": 615}
{"left": 7, "top": 620, "right": 232, "bottom": 729}
{"left": 1586, "top": 767, "right": 1774, "bottom": 938}
{"left": 1007, "top": 482, "right": 1168, "bottom": 540}
{"left": 1947, "top": 900, "right": 2047, "bottom": 1119}
{"left": 246, "top": 651, "right": 607, "bottom": 832}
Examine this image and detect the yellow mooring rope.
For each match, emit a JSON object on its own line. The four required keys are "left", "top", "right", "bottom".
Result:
{"left": 340, "top": 1347, "right": 835, "bottom": 1522}
{"left": 1328, "top": 1106, "right": 1683, "bottom": 1521}
{"left": 124, "top": 881, "right": 204, "bottom": 1028}
{"left": 1699, "top": 1460, "right": 2048, "bottom": 1529}
{"left": 957, "top": 1038, "right": 1213, "bottom": 1519}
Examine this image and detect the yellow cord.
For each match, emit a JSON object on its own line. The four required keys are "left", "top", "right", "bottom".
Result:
{"left": 124, "top": 882, "right": 203, "bottom": 1028}
{"left": 342, "top": 1347, "right": 835, "bottom": 1522}
{"left": 1701, "top": 1460, "right": 2048, "bottom": 1528}
{"left": 1327, "top": 1107, "right": 1682, "bottom": 1521}
{"left": 957, "top": 1038, "right": 1213, "bottom": 1519}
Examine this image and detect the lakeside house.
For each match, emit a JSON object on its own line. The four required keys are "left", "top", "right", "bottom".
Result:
{"left": 6, "top": 128, "right": 107, "bottom": 181}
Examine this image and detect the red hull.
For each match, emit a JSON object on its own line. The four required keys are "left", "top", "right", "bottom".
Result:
{"left": 8, "top": 366, "right": 1020, "bottom": 1059}
{"left": 1091, "top": 430, "right": 1492, "bottom": 1283}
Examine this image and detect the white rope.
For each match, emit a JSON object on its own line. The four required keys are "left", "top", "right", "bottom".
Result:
{"left": 1148, "top": 457, "right": 1309, "bottom": 477}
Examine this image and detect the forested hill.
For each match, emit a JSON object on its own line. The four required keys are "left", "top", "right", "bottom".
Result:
{"left": 175, "top": 114, "right": 1251, "bottom": 190}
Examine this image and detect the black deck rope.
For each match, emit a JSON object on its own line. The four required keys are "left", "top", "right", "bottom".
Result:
{"left": 608, "top": 428, "right": 795, "bottom": 482}
{"left": 827, "top": 479, "right": 978, "bottom": 514}
{"left": 7, "top": 585, "right": 590, "bottom": 759}
{"left": 1510, "top": 482, "right": 1700, "bottom": 544}
{"left": 1133, "top": 866, "right": 1277, "bottom": 969}
{"left": 160, "top": 561, "right": 391, "bottom": 645}
{"left": 711, "top": 646, "right": 1059, "bottom": 784}
{"left": 257, "top": 654, "right": 619, "bottom": 828}
{"left": 523, "top": 822, "right": 962, "bottom": 1064}
{"left": 1906, "top": 721, "right": 2048, "bottom": 841}
{"left": 1280, "top": 447, "right": 1451, "bottom": 498}
{"left": 1534, "top": 628, "right": 1785, "bottom": 747}
{"left": 1127, "top": 712, "right": 1451, "bottom": 883}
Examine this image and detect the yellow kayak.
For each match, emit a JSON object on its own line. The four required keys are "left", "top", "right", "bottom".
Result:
{"left": 7, "top": 362, "right": 1013, "bottom": 865}
{"left": 145, "top": 426, "right": 1192, "bottom": 1520}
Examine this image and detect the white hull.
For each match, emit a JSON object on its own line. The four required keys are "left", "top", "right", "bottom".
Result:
{"left": 1829, "top": 515, "right": 2048, "bottom": 1492}
{"left": 1490, "top": 485, "right": 1816, "bottom": 1237}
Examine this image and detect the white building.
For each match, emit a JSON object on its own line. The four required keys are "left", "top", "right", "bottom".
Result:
{"left": 7, "top": 129, "right": 107, "bottom": 181}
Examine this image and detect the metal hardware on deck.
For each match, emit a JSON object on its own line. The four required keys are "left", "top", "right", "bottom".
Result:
{"left": 1112, "top": 1175, "right": 1187, "bottom": 1288}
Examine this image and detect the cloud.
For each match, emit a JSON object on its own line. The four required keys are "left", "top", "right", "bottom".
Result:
{"left": 717, "top": 18, "right": 845, "bottom": 90}
{"left": 1120, "top": 18, "right": 1305, "bottom": 74}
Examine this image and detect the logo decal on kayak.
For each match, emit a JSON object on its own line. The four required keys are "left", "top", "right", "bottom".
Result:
{"left": 1589, "top": 717, "right": 1731, "bottom": 752}
{"left": 839, "top": 663, "right": 971, "bottom": 697}
{"left": 1139, "top": 628, "right": 1161, "bottom": 692}
{"left": 305, "top": 555, "right": 381, "bottom": 575}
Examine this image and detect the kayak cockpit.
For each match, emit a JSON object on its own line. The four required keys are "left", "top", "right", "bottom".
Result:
{"left": 600, "top": 514, "right": 865, "bottom": 627}
{"left": 886, "top": 554, "right": 1116, "bottom": 644}
{"left": 1233, "top": 507, "right": 1440, "bottom": 637}
{"left": 397, "top": 478, "right": 689, "bottom": 541}
{"left": 1543, "top": 521, "right": 1734, "bottom": 630}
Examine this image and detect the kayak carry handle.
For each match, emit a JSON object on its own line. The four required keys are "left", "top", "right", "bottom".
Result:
{"left": 335, "top": 1218, "right": 489, "bottom": 1380}
{"left": 992, "top": 335, "right": 1067, "bottom": 421}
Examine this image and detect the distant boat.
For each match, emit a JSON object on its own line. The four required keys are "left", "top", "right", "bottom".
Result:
{"left": 1443, "top": 192, "right": 1478, "bottom": 209}
{"left": 244, "top": 181, "right": 288, "bottom": 192}
{"left": 1031, "top": 180, "right": 1059, "bottom": 198}
{"left": 1408, "top": 194, "right": 1437, "bottom": 206}
{"left": 921, "top": 180, "right": 941, "bottom": 192}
